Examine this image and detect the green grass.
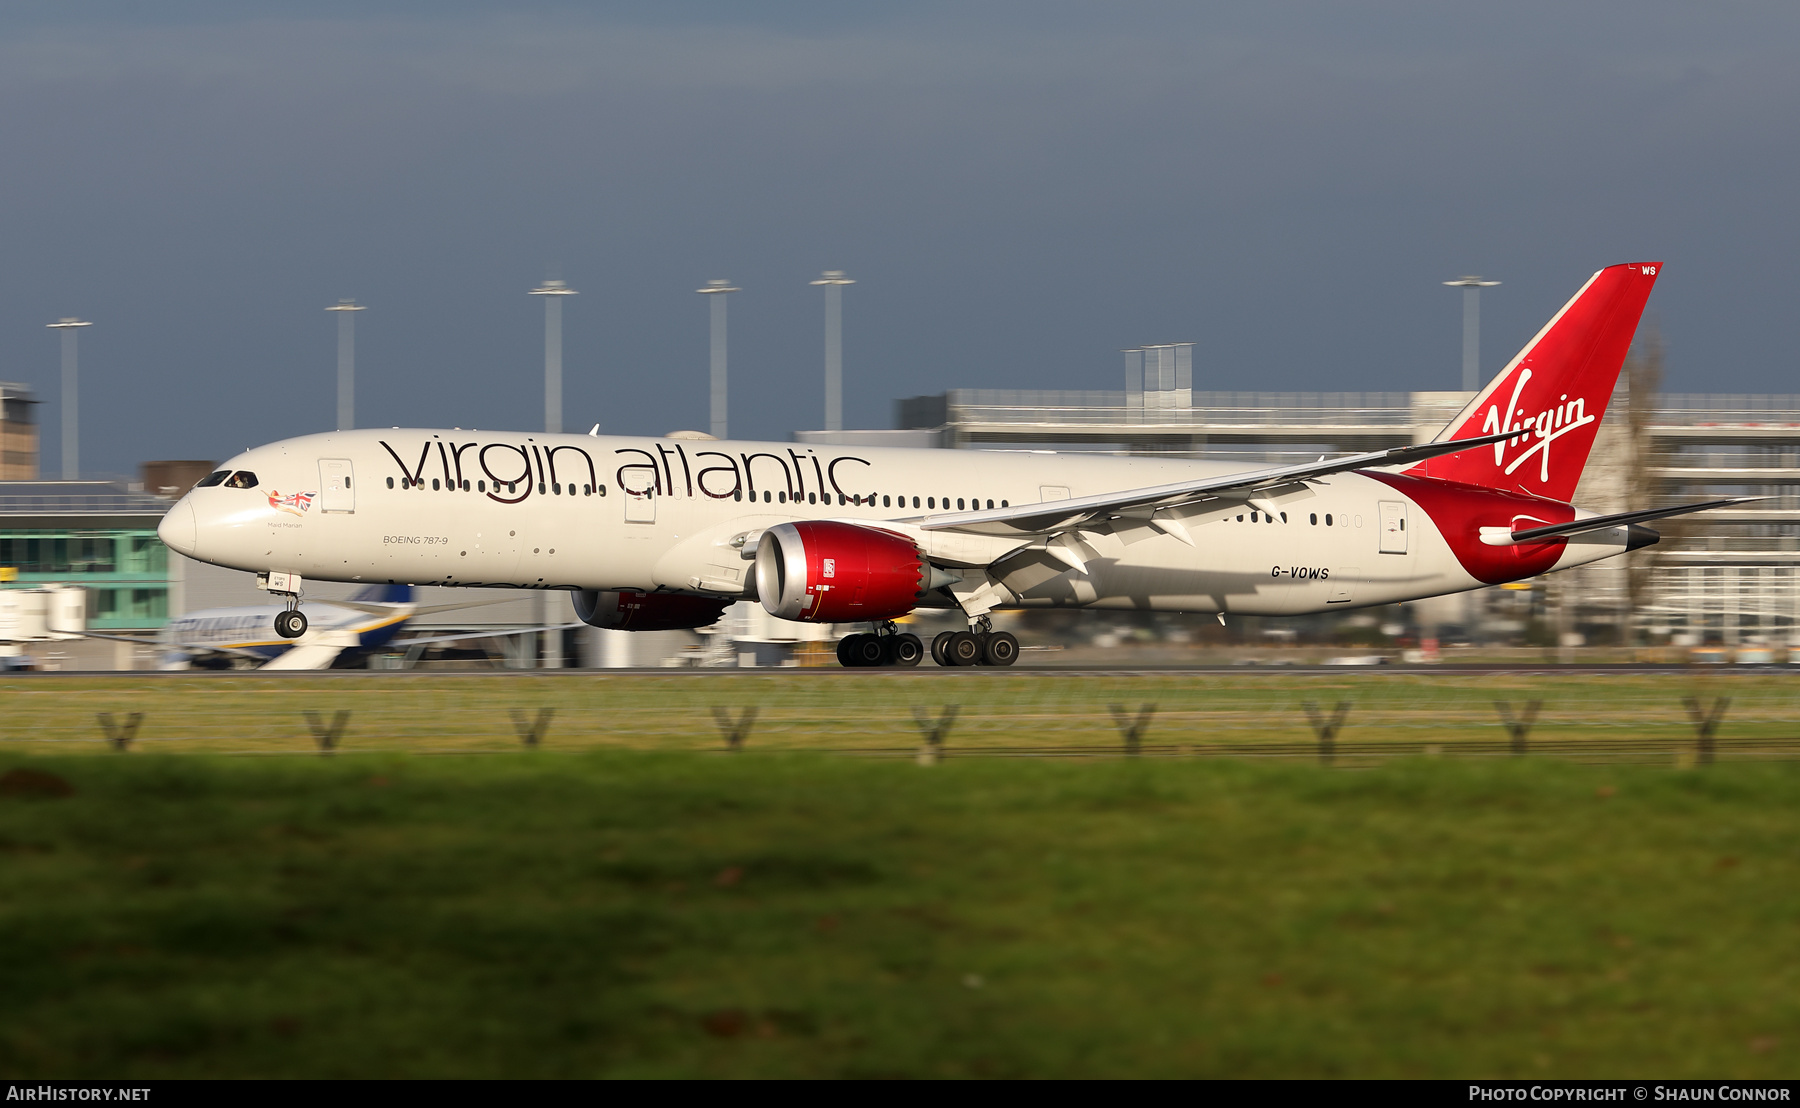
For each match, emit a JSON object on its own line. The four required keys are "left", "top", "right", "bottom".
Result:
{"left": 1, "top": 751, "right": 1797, "bottom": 1077}
{"left": 4, "top": 670, "right": 1799, "bottom": 756}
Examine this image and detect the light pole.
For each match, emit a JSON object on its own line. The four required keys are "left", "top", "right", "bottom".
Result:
{"left": 811, "top": 270, "right": 854, "bottom": 432}
{"left": 1443, "top": 275, "right": 1500, "bottom": 392}
{"left": 325, "top": 299, "right": 365, "bottom": 430}
{"left": 1443, "top": 275, "right": 1500, "bottom": 648}
{"left": 529, "top": 277, "right": 577, "bottom": 670}
{"left": 530, "top": 278, "right": 577, "bottom": 434}
{"left": 45, "top": 318, "right": 91, "bottom": 480}
{"left": 697, "top": 280, "right": 739, "bottom": 439}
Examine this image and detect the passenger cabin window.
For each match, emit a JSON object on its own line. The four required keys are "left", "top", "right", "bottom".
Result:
{"left": 196, "top": 470, "right": 230, "bottom": 488}
{"left": 224, "top": 472, "right": 257, "bottom": 489}
{"left": 387, "top": 477, "right": 395, "bottom": 489}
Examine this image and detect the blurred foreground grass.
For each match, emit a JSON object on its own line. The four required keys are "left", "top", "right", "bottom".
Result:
{"left": 0, "top": 751, "right": 1797, "bottom": 1077}
{"left": 4, "top": 670, "right": 1800, "bottom": 756}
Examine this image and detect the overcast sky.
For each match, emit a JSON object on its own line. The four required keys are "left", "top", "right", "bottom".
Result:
{"left": 2, "top": 2, "right": 1797, "bottom": 477}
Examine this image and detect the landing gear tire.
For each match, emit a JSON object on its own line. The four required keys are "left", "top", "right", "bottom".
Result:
{"left": 982, "top": 631, "right": 1020, "bottom": 667}
{"left": 849, "top": 634, "right": 887, "bottom": 668}
{"left": 274, "top": 609, "right": 308, "bottom": 639}
{"left": 889, "top": 633, "right": 924, "bottom": 667}
{"left": 837, "top": 636, "right": 860, "bottom": 667}
{"left": 931, "top": 631, "right": 955, "bottom": 667}
{"left": 945, "top": 631, "right": 983, "bottom": 667}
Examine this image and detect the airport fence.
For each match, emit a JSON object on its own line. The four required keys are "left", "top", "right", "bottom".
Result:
{"left": 5, "top": 671, "right": 1800, "bottom": 765}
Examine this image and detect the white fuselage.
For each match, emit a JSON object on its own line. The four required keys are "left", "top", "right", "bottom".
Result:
{"left": 160, "top": 429, "right": 1633, "bottom": 619}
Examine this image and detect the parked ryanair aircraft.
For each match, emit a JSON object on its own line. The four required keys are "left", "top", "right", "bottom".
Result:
{"left": 86, "top": 585, "right": 537, "bottom": 670}
{"left": 159, "top": 263, "right": 1745, "bottom": 667}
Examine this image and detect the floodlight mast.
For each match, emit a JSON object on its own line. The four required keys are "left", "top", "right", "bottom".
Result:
{"left": 698, "top": 280, "right": 739, "bottom": 438}
{"left": 1443, "top": 276, "right": 1500, "bottom": 392}
{"left": 325, "top": 299, "right": 365, "bottom": 430}
{"left": 529, "top": 276, "right": 578, "bottom": 670}
{"left": 530, "top": 278, "right": 578, "bottom": 435}
{"left": 811, "top": 270, "right": 854, "bottom": 432}
{"left": 45, "top": 317, "right": 91, "bottom": 480}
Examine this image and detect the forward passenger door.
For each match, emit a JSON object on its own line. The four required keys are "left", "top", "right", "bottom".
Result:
{"left": 318, "top": 459, "right": 355, "bottom": 513}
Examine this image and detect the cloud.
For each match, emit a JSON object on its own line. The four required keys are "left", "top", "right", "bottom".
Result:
{"left": 0, "top": 3, "right": 1796, "bottom": 474}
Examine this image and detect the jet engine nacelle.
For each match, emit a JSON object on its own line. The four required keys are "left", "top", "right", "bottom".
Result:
{"left": 754, "top": 520, "right": 933, "bottom": 622}
{"left": 574, "top": 589, "right": 730, "bottom": 631}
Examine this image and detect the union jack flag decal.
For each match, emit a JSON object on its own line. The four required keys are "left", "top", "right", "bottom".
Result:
{"left": 268, "top": 490, "right": 315, "bottom": 517}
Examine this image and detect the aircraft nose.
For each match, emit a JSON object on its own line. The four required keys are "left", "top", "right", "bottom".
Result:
{"left": 158, "top": 500, "right": 197, "bottom": 558}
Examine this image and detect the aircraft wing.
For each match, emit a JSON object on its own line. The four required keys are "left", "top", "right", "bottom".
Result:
{"left": 259, "top": 643, "right": 346, "bottom": 670}
{"left": 907, "top": 429, "right": 1518, "bottom": 537}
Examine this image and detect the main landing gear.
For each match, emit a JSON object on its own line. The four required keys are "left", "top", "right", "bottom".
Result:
{"left": 837, "top": 619, "right": 1021, "bottom": 668}
{"left": 836, "top": 622, "right": 925, "bottom": 668}
{"left": 929, "top": 625, "right": 1019, "bottom": 667}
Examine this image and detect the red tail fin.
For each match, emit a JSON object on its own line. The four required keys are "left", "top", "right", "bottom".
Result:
{"left": 1408, "top": 262, "right": 1661, "bottom": 502}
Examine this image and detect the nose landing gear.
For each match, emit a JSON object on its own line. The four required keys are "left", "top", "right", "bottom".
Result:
{"left": 259, "top": 571, "right": 309, "bottom": 639}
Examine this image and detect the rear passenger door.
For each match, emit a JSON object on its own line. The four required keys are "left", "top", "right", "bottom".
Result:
{"left": 1378, "top": 501, "right": 1407, "bottom": 554}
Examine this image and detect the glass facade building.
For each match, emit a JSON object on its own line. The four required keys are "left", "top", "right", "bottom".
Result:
{"left": 0, "top": 482, "right": 174, "bottom": 629}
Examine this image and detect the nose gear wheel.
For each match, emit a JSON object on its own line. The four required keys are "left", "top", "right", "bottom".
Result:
{"left": 274, "top": 609, "right": 308, "bottom": 638}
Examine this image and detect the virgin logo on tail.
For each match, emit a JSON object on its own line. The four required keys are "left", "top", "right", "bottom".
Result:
{"left": 1414, "top": 262, "right": 1660, "bottom": 503}
{"left": 1478, "top": 369, "right": 1598, "bottom": 484}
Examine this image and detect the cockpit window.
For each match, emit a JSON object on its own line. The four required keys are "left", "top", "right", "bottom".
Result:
{"left": 224, "top": 471, "right": 258, "bottom": 489}
{"left": 195, "top": 470, "right": 230, "bottom": 488}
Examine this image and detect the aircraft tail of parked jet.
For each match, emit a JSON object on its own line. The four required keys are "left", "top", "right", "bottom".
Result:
{"left": 1407, "top": 262, "right": 1662, "bottom": 502}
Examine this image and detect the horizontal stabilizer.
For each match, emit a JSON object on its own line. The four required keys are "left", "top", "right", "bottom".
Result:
{"left": 1482, "top": 497, "right": 1761, "bottom": 546}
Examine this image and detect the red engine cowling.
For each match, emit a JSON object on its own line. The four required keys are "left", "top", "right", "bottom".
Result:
{"left": 574, "top": 589, "right": 730, "bottom": 631}
{"left": 754, "top": 521, "right": 929, "bottom": 622}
